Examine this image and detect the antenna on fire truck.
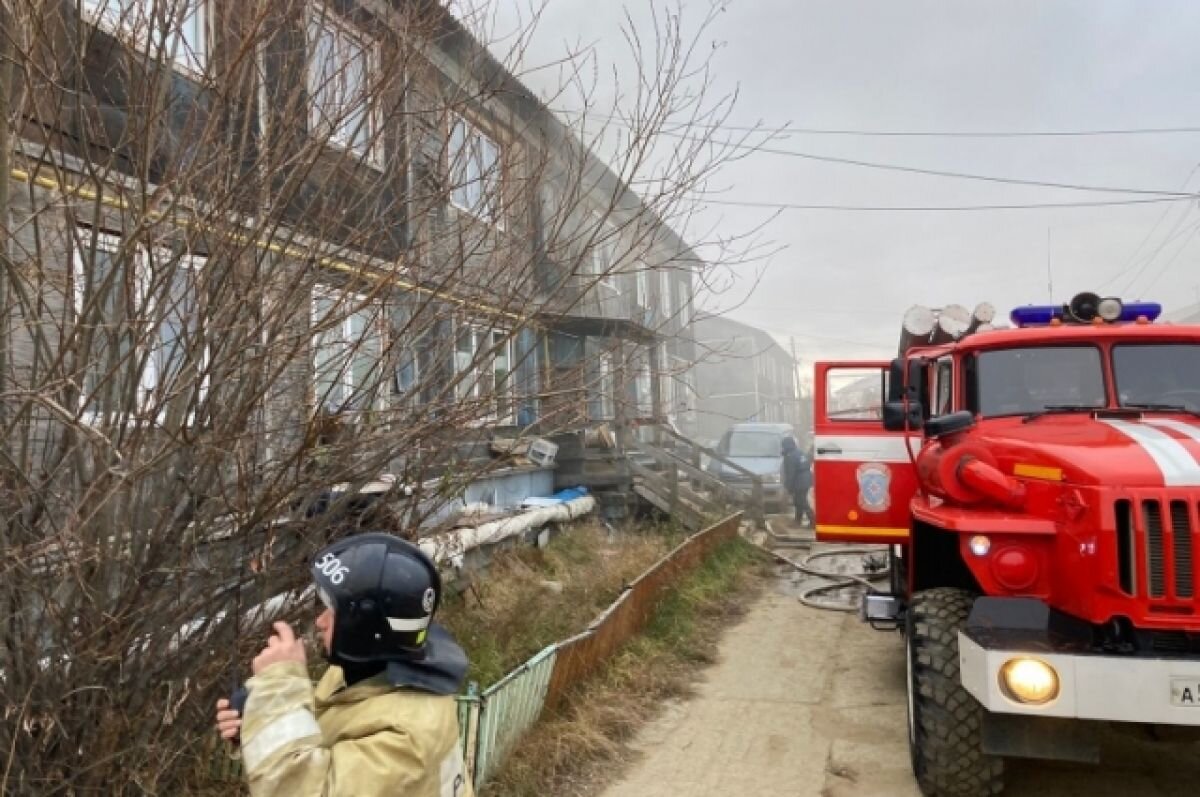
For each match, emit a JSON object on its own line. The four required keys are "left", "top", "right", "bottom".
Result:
{"left": 1046, "top": 228, "right": 1054, "bottom": 302}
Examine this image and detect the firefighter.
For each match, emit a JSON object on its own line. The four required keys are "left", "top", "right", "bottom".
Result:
{"left": 214, "top": 532, "right": 473, "bottom": 797}
{"left": 781, "top": 436, "right": 814, "bottom": 527}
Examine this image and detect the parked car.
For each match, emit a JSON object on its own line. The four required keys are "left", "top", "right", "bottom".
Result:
{"left": 707, "top": 422, "right": 798, "bottom": 510}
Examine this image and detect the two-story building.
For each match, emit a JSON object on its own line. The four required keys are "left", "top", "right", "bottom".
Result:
{"left": 0, "top": 0, "right": 702, "bottom": 530}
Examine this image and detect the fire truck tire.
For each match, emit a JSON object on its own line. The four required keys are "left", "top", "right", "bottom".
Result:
{"left": 906, "top": 588, "right": 1004, "bottom": 796}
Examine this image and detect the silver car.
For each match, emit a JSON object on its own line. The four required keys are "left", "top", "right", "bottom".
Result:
{"left": 708, "top": 422, "right": 798, "bottom": 510}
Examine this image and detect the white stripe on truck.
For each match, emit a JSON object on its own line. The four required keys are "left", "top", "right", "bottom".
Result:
{"left": 1102, "top": 419, "right": 1200, "bottom": 487}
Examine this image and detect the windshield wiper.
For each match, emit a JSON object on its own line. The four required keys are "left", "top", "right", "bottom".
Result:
{"left": 1123, "top": 403, "right": 1200, "bottom": 419}
{"left": 1021, "top": 404, "right": 1107, "bottom": 424}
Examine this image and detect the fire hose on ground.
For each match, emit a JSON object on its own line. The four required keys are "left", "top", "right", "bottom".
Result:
{"left": 754, "top": 528, "right": 891, "bottom": 612}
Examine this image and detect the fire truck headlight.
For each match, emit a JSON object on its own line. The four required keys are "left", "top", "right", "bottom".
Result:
{"left": 999, "top": 658, "right": 1060, "bottom": 705}
{"left": 968, "top": 535, "right": 991, "bottom": 557}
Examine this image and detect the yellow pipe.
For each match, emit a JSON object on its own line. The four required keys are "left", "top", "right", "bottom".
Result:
{"left": 7, "top": 165, "right": 525, "bottom": 323}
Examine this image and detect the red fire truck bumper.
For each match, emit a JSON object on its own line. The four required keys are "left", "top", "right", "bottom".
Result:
{"left": 959, "top": 632, "right": 1200, "bottom": 725}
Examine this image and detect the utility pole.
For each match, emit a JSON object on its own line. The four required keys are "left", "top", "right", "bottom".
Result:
{"left": 789, "top": 336, "right": 802, "bottom": 429}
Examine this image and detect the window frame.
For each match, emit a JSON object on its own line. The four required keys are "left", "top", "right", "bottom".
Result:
{"left": 588, "top": 352, "right": 615, "bottom": 421}
{"left": 391, "top": 309, "right": 422, "bottom": 405}
{"left": 635, "top": 357, "right": 653, "bottom": 417}
{"left": 311, "top": 286, "right": 386, "bottom": 414}
{"left": 974, "top": 345, "right": 1107, "bottom": 419}
{"left": 635, "top": 266, "right": 651, "bottom": 311}
{"left": 306, "top": 6, "right": 381, "bottom": 164}
{"left": 452, "top": 319, "right": 515, "bottom": 424}
{"left": 140, "top": 248, "right": 209, "bottom": 416}
{"left": 80, "top": 0, "right": 208, "bottom": 75}
{"left": 588, "top": 216, "right": 620, "bottom": 305}
{"left": 824, "top": 366, "right": 887, "bottom": 423}
{"left": 72, "top": 231, "right": 209, "bottom": 424}
{"left": 1113, "top": 343, "right": 1200, "bottom": 410}
{"left": 447, "top": 114, "right": 503, "bottom": 228}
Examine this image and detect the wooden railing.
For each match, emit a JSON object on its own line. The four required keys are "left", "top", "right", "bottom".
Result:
{"left": 627, "top": 424, "right": 765, "bottom": 528}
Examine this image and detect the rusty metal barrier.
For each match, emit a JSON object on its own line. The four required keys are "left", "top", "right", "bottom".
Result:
{"left": 543, "top": 512, "right": 741, "bottom": 711}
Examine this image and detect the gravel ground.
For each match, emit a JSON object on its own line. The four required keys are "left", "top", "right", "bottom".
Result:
{"left": 599, "top": 546, "right": 1200, "bottom": 796}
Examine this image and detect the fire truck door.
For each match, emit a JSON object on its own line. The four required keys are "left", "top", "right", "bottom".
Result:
{"left": 814, "top": 362, "right": 917, "bottom": 544}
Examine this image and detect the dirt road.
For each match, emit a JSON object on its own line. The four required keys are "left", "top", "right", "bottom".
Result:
{"left": 599, "top": 555, "right": 1200, "bottom": 797}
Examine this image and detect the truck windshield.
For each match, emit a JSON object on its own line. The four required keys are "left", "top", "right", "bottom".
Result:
{"left": 1113, "top": 344, "right": 1200, "bottom": 411}
{"left": 976, "top": 346, "right": 1106, "bottom": 418}
{"left": 727, "top": 432, "right": 783, "bottom": 458}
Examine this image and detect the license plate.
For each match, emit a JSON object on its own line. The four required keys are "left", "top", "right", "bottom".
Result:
{"left": 1170, "top": 678, "right": 1200, "bottom": 706}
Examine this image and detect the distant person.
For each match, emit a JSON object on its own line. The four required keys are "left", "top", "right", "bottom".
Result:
{"left": 215, "top": 532, "right": 472, "bottom": 797}
{"left": 781, "top": 436, "right": 814, "bottom": 527}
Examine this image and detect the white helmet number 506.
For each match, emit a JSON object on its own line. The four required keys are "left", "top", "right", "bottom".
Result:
{"left": 316, "top": 552, "right": 350, "bottom": 585}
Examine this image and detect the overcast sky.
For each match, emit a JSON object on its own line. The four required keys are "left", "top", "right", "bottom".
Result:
{"left": 481, "top": 1, "right": 1200, "bottom": 367}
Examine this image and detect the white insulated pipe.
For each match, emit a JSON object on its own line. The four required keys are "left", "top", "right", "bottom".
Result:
{"left": 418, "top": 495, "right": 597, "bottom": 566}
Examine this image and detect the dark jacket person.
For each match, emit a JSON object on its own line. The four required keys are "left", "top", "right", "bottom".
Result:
{"left": 781, "top": 436, "right": 814, "bottom": 526}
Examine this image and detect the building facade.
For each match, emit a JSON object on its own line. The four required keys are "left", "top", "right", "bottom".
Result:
{"left": 690, "top": 314, "right": 800, "bottom": 444}
{"left": 0, "top": 0, "right": 704, "bottom": 532}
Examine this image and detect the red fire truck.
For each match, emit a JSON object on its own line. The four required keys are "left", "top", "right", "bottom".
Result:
{"left": 813, "top": 293, "right": 1200, "bottom": 796}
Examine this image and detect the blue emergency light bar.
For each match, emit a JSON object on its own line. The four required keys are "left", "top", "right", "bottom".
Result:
{"left": 1119, "top": 302, "right": 1163, "bottom": 322}
{"left": 1010, "top": 298, "right": 1163, "bottom": 327}
{"left": 1010, "top": 305, "right": 1061, "bottom": 326}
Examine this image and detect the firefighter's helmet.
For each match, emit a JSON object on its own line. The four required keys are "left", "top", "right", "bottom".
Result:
{"left": 310, "top": 532, "right": 441, "bottom": 666}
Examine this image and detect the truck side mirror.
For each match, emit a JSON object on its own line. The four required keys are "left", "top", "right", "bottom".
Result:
{"left": 888, "top": 357, "right": 927, "bottom": 403}
{"left": 887, "top": 359, "right": 905, "bottom": 402}
{"left": 885, "top": 357, "right": 927, "bottom": 432}
{"left": 883, "top": 400, "right": 923, "bottom": 431}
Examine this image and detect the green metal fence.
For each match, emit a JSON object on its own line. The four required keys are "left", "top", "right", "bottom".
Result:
{"left": 471, "top": 644, "right": 558, "bottom": 785}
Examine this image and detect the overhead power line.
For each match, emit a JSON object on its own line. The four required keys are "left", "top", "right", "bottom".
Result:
{"left": 718, "top": 126, "right": 1200, "bottom": 139}
{"left": 554, "top": 108, "right": 1200, "bottom": 138}
{"left": 559, "top": 109, "right": 1195, "bottom": 197}
{"left": 669, "top": 132, "right": 1194, "bottom": 197}
{"left": 1098, "top": 160, "right": 1200, "bottom": 292}
{"left": 694, "top": 196, "right": 1196, "bottom": 213}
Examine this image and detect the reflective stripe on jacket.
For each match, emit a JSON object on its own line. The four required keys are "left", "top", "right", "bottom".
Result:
{"left": 240, "top": 661, "right": 473, "bottom": 797}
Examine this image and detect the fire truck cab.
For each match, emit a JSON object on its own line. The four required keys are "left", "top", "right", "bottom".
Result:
{"left": 813, "top": 293, "right": 1200, "bottom": 796}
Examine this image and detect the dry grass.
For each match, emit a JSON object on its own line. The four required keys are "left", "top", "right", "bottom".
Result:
{"left": 481, "top": 536, "right": 770, "bottom": 797}
{"left": 439, "top": 520, "right": 687, "bottom": 688}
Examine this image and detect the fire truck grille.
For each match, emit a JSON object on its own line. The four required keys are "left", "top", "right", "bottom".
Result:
{"left": 1173, "top": 501, "right": 1194, "bottom": 599}
{"left": 1114, "top": 495, "right": 1198, "bottom": 602}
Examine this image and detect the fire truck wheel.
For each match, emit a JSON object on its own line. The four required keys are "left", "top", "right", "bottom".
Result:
{"left": 906, "top": 588, "right": 1004, "bottom": 797}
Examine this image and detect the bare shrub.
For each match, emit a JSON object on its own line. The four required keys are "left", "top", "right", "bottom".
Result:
{"left": 0, "top": 0, "right": 764, "bottom": 791}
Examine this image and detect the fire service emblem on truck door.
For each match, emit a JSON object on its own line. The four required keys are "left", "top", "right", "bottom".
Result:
{"left": 856, "top": 463, "right": 892, "bottom": 512}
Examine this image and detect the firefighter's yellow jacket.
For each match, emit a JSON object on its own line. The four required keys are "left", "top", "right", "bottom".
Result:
{"left": 239, "top": 660, "right": 473, "bottom": 797}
